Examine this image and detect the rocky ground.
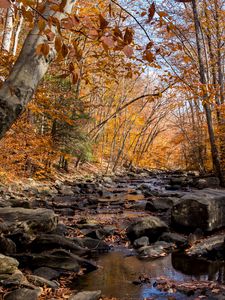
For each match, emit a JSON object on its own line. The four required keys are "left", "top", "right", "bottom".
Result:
{"left": 0, "top": 169, "right": 225, "bottom": 299}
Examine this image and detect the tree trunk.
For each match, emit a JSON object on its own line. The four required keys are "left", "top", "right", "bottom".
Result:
{"left": 1, "top": 7, "right": 14, "bottom": 52}
{"left": 0, "top": 0, "right": 76, "bottom": 139}
{"left": 191, "top": 0, "right": 224, "bottom": 186}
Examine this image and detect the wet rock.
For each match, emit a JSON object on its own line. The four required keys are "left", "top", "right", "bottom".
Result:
{"left": 138, "top": 241, "right": 173, "bottom": 258}
{"left": 33, "top": 267, "right": 60, "bottom": 280}
{"left": 27, "top": 275, "right": 59, "bottom": 289}
{"left": 0, "top": 208, "right": 58, "bottom": 234}
{"left": 127, "top": 216, "right": 168, "bottom": 242}
{"left": 171, "top": 189, "right": 225, "bottom": 231}
{"left": 159, "top": 232, "right": 186, "bottom": 247}
{"left": 133, "top": 236, "right": 149, "bottom": 248}
{"left": 0, "top": 254, "right": 19, "bottom": 275}
{"left": 69, "top": 290, "right": 101, "bottom": 300}
{"left": 30, "top": 234, "right": 87, "bottom": 255}
{"left": 4, "top": 288, "right": 42, "bottom": 300}
{"left": 0, "top": 236, "right": 16, "bottom": 254}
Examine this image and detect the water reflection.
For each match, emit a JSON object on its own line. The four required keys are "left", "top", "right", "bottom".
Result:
{"left": 73, "top": 252, "right": 213, "bottom": 300}
{"left": 172, "top": 253, "right": 225, "bottom": 283}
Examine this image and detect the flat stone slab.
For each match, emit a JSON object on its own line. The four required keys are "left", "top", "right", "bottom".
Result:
{"left": 0, "top": 208, "right": 58, "bottom": 233}
{"left": 171, "top": 189, "right": 225, "bottom": 231}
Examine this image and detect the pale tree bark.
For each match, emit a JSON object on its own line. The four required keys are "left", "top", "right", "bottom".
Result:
{"left": 12, "top": 4, "right": 24, "bottom": 56}
{"left": 1, "top": 6, "right": 14, "bottom": 52}
{"left": 0, "top": 0, "right": 76, "bottom": 139}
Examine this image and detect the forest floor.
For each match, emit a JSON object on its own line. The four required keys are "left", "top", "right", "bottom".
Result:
{"left": 0, "top": 168, "right": 225, "bottom": 299}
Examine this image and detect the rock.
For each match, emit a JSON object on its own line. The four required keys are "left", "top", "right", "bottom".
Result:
{"left": 127, "top": 216, "right": 168, "bottom": 242}
{"left": 1, "top": 270, "right": 27, "bottom": 287}
{"left": 0, "top": 236, "right": 16, "bottom": 254}
{"left": 159, "top": 232, "right": 187, "bottom": 247}
{"left": 33, "top": 267, "right": 60, "bottom": 280}
{"left": 52, "top": 196, "right": 79, "bottom": 209}
{"left": 4, "top": 288, "right": 42, "bottom": 300}
{"left": 81, "top": 237, "right": 110, "bottom": 252}
{"left": 196, "top": 177, "right": 220, "bottom": 189}
{"left": 171, "top": 189, "right": 225, "bottom": 231}
{"left": 16, "top": 249, "right": 97, "bottom": 273}
{"left": 84, "top": 228, "right": 111, "bottom": 240}
{"left": 55, "top": 208, "right": 74, "bottom": 216}
{"left": 30, "top": 234, "right": 87, "bottom": 255}
{"left": 137, "top": 241, "right": 173, "bottom": 259}
{"left": 0, "top": 254, "right": 19, "bottom": 274}
{"left": 133, "top": 236, "right": 149, "bottom": 248}
{"left": 51, "top": 223, "right": 67, "bottom": 236}
{"left": 185, "top": 234, "right": 225, "bottom": 258}
{"left": 170, "top": 177, "right": 187, "bottom": 186}
{"left": 69, "top": 291, "right": 101, "bottom": 300}
{"left": 59, "top": 185, "right": 74, "bottom": 196}
{"left": 26, "top": 275, "right": 59, "bottom": 289}
{"left": 145, "top": 198, "right": 171, "bottom": 212}
{"left": 0, "top": 208, "right": 58, "bottom": 234}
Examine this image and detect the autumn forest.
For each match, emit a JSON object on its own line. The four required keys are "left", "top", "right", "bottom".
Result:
{"left": 0, "top": 0, "right": 224, "bottom": 183}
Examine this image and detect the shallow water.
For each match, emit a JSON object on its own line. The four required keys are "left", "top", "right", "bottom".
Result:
{"left": 73, "top": 251, "right": 225, "bottom": 300}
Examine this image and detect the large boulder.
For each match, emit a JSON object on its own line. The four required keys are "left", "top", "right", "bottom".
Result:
{"left": 127, "top": 216, "right": 168, "bottom": 242}
{"left": 171, "top": 189, "right": 225, "bottom": 231}
{"left": 0, "top": 208, "right": 58, "bottom": 233}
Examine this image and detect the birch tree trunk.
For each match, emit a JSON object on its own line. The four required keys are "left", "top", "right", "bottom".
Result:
{"left": 1, "top": 6, "right": 14, "bottom": 52}
{"left": 12, "top": 4, "right": 24, "bottom": 56}
{"left": 0, "top": 0, "right": 76, "bottom": 139}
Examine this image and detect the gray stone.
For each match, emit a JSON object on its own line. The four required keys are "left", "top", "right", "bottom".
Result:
{"left": 171, "top": 189, "right": 225, "bottom": 231}
{"left": 145, "top": 198, "right": 171, "bottom": 212}
{"left": 133, "top": 236, "right": 149, "bottom": 248}
{"left": 138, "top": 241, "right": 173, "bottom": 259}
{"left": 33, "top": 267, "right": 60, "bottom": 280}
{"left": 59, "top": 185, "right": 74, "bottom": 196}
{"left": 27, "top": 275, "right": 59, "bottom": 289}
{"left": 0, "top": 254, "right": 19, "bottom": 274}
{"left": 186, "top": 234, "right": 224, "bottom": 257}
{"left": 69, "top": 291, "right": 101, "bottom": 300}
{"left": 159, "top": 232, "right": 186, "bottom": 247}
{"left": 127, "top": 216, "right": 168, "bottom": 242}
{"left": 30, "top": 234, "right": 87, "bottom": 255}
{"left": 0, "top": 208, "right": 58, "bottom": 233}
{"left": 196, "top": 177, "right": 220, "bottom": 189}
{"left": 4, "top": 288, "right": 42, "bottom": 300}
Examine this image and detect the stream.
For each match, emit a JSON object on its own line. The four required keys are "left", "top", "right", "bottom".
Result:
{"left": 68, "top": 173, "right": 225, "bottom": 299}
